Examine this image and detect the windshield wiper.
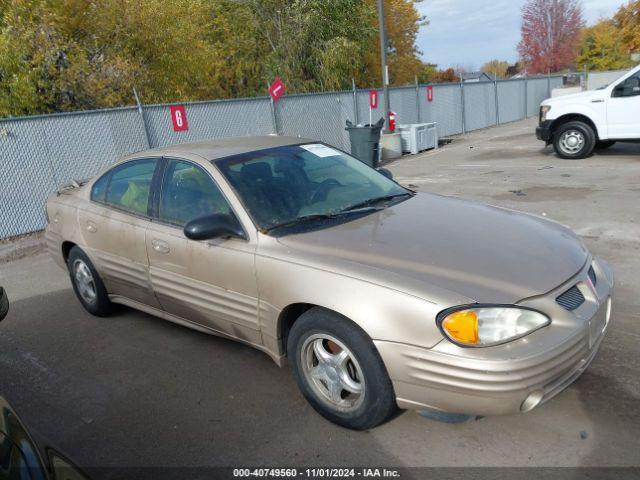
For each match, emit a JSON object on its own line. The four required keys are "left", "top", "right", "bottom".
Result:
{"left": 264, "top": 208, "right": 380, "bottom": 233}
{"left": 340, "top": 192, "right": 414, "bottom": 212}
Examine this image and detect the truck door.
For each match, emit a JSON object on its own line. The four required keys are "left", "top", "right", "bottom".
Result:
{"left": 607, "top": 70, "right": 640, "bottom": 139}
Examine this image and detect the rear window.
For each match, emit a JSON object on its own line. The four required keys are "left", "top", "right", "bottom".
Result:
{"left": 103, "top": 159, "right": 157, "bottom": 216}
{"left": 90, "top": 173, "right": 110, "bottom": 203}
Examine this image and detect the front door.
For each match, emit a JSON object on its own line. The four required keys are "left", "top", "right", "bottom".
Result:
{"left": 79, "top": 158, "right": 161, "bottom": 307}
{"left": 145, "top": 158, "right": 260, "bottom": 344}
{"left": 607, "top": 71, "right": 640, "bottom": 139}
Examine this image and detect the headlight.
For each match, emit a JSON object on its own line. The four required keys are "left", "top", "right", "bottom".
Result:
{"left": 437, "top": 305, "right": 550, "bottom": 347}
{"left": 540, "top": 105, "right": 551, "bottom": 122}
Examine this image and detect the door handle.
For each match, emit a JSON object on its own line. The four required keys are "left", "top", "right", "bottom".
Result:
{"left": 151, "top": 239, "right": 170, "bottom": 254}
{"left": 86, "top": 221, "right": 97, "bottom": 233}
{"left": 591, "top": 99, "right": 604, "bottom": 103}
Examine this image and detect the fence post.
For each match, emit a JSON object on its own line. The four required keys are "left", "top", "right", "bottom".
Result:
{"left": 524, "top": 73, "right": 528, "bottom": 118}
{"left": 267, "top": 82, "right": 279, "bottom": 135}
{"left": 547, "top": 70, "right": 551, "bottom": 98}
{"left": 583, "top": 65, "right": 588, "bottom": 91}
{"left": 459, "top": 74, "right": 466, "bottom": 134}
{"left": 494, "top": 79, "right": 500, "bottom": 125}
{"left": 133, "top": 88, "right": 152, "bottom": 148}
{"left": 415, "top": 76, "right": 421, "bottom": 123}
{"left": 352, "top": 78, "right": 359, "bottom": 124}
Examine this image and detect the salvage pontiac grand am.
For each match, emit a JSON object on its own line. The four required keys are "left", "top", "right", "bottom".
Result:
{"left": 45, "top": 137, "right": 613, "bottom": 430}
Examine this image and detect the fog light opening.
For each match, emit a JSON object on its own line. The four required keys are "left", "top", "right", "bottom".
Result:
{"left": 521, "top": 390, "right": 544, "bottom": 412}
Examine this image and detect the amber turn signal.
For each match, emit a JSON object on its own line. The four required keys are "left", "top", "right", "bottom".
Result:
{"left": 442, "top": 310, "right": 479, "bottom": 345}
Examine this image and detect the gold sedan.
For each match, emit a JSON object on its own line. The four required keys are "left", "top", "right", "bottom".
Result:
{"left": 46, "top": 137, "right": 613, "bottom": 429}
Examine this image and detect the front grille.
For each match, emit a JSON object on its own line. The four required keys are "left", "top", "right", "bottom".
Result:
{"left": 556, "top": 285, "right": 585, "bottom": 311}
{"left": 588, "top": 265, "right": 597, "bottom": 286}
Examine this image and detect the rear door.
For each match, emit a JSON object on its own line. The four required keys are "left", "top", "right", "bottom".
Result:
{"left": 145, "top": 157, "right": 261, "bottom": 344}
{"left": 79, "top": 157, "right": 161, "bottom": 308}
{"left": 607, "top": 70, "right": 640, "bottom": 139}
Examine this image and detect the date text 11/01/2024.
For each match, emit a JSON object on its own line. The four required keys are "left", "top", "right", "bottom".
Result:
{"left": 232, "top": 468, "right": 401, "bottom": 478}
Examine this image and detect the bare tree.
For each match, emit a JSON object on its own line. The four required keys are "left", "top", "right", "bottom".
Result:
{"left": 517, "top": 0, "right": 584, "bottom": 74}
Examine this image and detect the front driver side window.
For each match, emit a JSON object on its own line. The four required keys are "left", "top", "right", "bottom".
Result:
{"left": 159, "top": 160, "right": 231, "bottom": 227}
{"left": 613, "top": 73, "right": 640, "bottom": 98}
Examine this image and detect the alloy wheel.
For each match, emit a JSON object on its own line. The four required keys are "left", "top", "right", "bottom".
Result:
{"left": 300, "top": 334, "right": 365, "bottom": 412}
{"left": 559, "top": 130, "right": 585, "bottom": 155}
{"left": 73, "top": 259, "right": 97, "bottom": 305}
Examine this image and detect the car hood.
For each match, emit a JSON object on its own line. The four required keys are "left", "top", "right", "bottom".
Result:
{"left": 541, "top": 90, "right": 601, "bottom": 106}
{"left": 277, "top": 193, "right": 588, "bottom": 304}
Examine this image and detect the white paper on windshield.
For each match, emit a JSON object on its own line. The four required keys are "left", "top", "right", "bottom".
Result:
{"left": 300, "top": 143, "right": 341, "bottom": 157}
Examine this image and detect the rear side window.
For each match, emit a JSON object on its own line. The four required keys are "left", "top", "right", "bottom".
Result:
{"left": 90, "top": 173, "right": 110, "bottom": 203}
{"left": 104, "top": 159, "right": 157, "bottom": 216}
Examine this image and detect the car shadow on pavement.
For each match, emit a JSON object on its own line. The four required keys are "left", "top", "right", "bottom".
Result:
{"left": 570, "top": 333, "right": 640, "bottom": 475}
{"left": 0, "top": 289, "right": 411, "bottom": 476}
{"left": 593, "top": 144, "right": 640, "bottom": 158}
{"left": 537, "top": 143, "right": 640, "bottom": 160}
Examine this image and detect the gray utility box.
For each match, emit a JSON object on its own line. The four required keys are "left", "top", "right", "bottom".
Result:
{"left": 397, "top": 123, "right": 438, "bottom": 155}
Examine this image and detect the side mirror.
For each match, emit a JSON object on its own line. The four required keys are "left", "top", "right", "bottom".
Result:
{"left": 377, "top": 167, "right": 393, "bottom": 180}
{"left": 0, "top": 287, "right": 8, "bottom": 322}
{"left": 184, "top": 213, "right": 246, "bottom": 241}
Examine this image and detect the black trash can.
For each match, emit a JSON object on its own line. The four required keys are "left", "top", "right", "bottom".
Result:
{"left": 345, "top": 117, "right": 385, "bottom": 167}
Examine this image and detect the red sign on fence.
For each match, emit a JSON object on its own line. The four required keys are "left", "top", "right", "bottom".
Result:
{"left": 427, "top": 86, "right": 434, "bottom": 102}
{"left": 369, "top": 90, "right": 378, "bottom": 109}
{"left": 269, "top": 77, "right": 286, "bottom": 102}
{"left": 170, "top": 105, "right": 189, "bottom": 132}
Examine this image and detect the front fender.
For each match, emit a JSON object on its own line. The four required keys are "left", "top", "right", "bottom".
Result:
{"left": 255, "top": 249, "right": 468, "bottom": 359}
{"left": 547, "top": 104, "right": 605, "bottom": 139}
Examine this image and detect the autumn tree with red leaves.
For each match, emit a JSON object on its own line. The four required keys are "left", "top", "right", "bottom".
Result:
{"left": 517, "top": 0, "right": 584, "bottom": 74}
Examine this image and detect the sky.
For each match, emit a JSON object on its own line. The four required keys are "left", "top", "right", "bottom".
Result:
{"left": 415, "top": 0, "right": 628, "bottom": 70}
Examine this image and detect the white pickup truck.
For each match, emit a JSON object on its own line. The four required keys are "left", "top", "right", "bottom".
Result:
{"left": 537, "top": 64, "right": 640, "bottom": 159}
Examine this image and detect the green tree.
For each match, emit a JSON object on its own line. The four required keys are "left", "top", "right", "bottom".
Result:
{"left": 614, "top": 0, "right": 640, "bottom": 57}
{"left": 361, "top": 0, "right": 427, "bottom": 87}
{"left": 577, "top": 19, "right": 633, "bottom": 70}
{"left": 0, "top": 0, "right": 428, "bottom": 117}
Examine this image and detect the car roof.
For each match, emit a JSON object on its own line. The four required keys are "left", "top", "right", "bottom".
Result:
{"left": 129, "top": 136, "right": 315, "bottom": 162}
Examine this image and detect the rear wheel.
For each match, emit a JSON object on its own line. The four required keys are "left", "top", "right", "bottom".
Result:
{"left": 288, "top": 307, "right": 397, "bottom": 430}
{"left": 553, "top": 121, "right": 596, "bottom": 159}
{"left": 595, "top": 140, "right": 616, "bottom": 150}
{"left": 67, "top": 246, "right": 113, "bottom": 317}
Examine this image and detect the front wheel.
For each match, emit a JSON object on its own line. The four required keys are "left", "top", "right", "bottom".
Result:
{"left": 553, "top": 121, "right": 596, "bottom": 159}
{"left": 288, "top": 308, "right": 397, "bottom": 430}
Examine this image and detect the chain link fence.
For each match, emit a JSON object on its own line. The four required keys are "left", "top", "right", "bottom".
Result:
{"left": 1, "top": 75, "right": 564, "bottom": 239}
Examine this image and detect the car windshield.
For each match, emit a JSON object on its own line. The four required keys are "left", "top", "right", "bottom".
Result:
{"left": 215, "top": 143, "right": 411, "bottom": 234}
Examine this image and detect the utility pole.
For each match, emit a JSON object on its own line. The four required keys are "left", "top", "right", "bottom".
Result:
{"left": 377, "top": 0, "right": 390, "bottom": 133}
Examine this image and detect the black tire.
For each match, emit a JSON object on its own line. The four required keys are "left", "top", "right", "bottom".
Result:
{"left": 0, "top": 287, "right": 9, "bottom": 321}
{"left": 552, "top": 121, "right": 596, "bottom": 159}
{"left": 595, "top": 140, "right": 616, "bottom": 150}
{"left": 287, "top": 307, "right": 397, "bottom": 430}
{"left": 67, "top": 246, "right": 113, "bottom": 317}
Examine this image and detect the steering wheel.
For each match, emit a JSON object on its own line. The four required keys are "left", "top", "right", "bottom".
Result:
{"left": 310, "top": 179, "right": 341, "bottom": 204}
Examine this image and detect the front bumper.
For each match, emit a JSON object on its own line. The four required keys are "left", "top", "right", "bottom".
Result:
{"left": 376, "top": 258, "right": 613, "bottom": 416}
{"left": 536, "top": 120, "right": 553, "bottom": 142}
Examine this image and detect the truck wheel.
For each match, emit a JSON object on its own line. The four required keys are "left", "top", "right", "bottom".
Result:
{"left": 595, "top": 140, "right": 616, "bottom": 150}
{"left": 553, "top": 121, "right": 596, "bottom": 159}
{"left": 287, "top": 307, "right": 397, "bottom": 430}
